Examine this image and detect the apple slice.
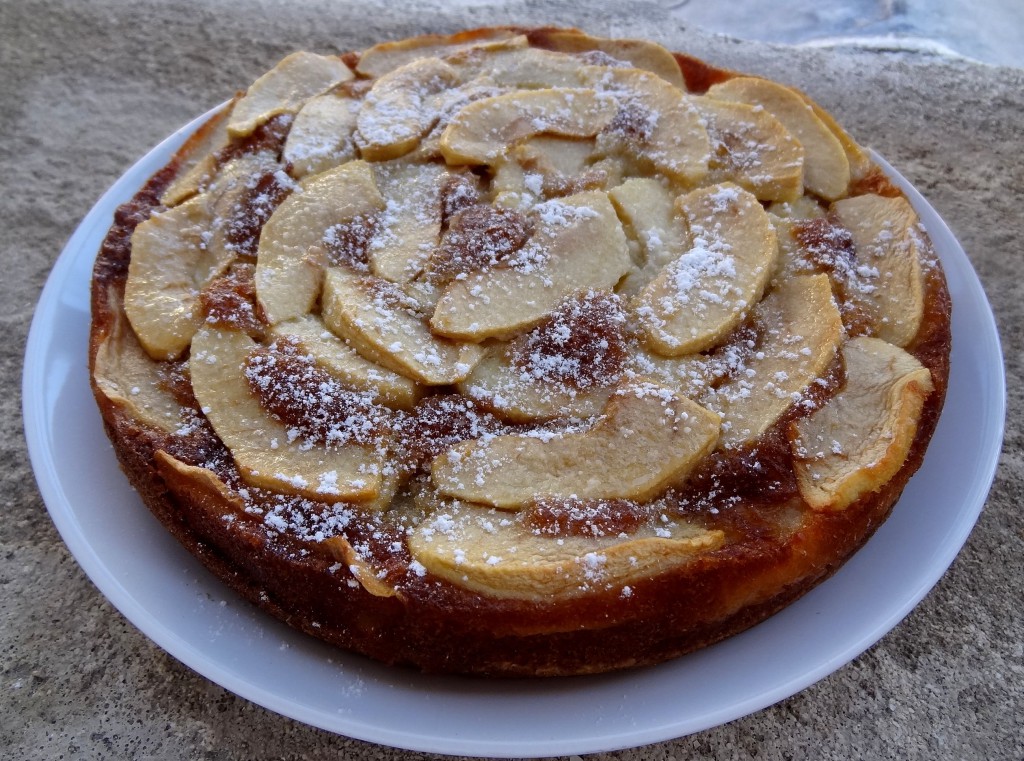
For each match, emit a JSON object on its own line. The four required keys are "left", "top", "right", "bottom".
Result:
{"left": 357, "top": 57, "right": 461, "bottom": 161}
{"left": 490, "top": 157, "right": 531, "bottom": 201}
{"left": 791, "top": 336, "right": 934, "bottom": 511}
{"left": 588, "top": 68, "right": 710, "bottom": 187}
{"left": 283, "top": 92, "right": 360, "bottom": 178}
{"left": 355, "top": 28, "right": 522, "bottom": 78}
{"left": 496, "top": 136, "right": 602, "bottom": 201}
{"left": 153, "top": 450, "right": 248, "bottom": 517}
{"left": 160, "top": 105, "right": 232, "bottom": 207}
{"left": 401, "top": 277, "right": 443, "bottom": 313}
{"left": 200, "top": 151, "right": 285, "bottom": 261}
{"left": 517, "top": 135, "right": 595, "bottom": 177}
{"left": 765, "top": 196, "right": 831, "bottom": 283}
{"left": 458, "top": 346, "right": 615, "bottom": 422}
{"left": 708, "top": 77, "right": 851, "bottom": 200}
{"left": 227, "top": 52, "right": 353, "bottom": 138}
{"left": 255, "top": 159, "right": 384, "bottom": 325}
{"left": 440, "top": 88, "right": 617, "bottom": 166}
{"left": 802, "top": 96, "right": 873, "bottom": 183}
{"left": 124, "top": 193, "right": 220, "bottom": 360}
{"left": 431, "top": 380, "right": 721, "bottom": 508}
{"left": 711, "top": 273, "right": 843, "bottom": 448}
{"left": 268, "top": 315, "right": 423, "bottom": 409}
{"left": 608, "top": 177, "right": 689, "bottom": 295}
{"left": 407, "top": 499, "right": 724, "bottom": 600}
{"left": 626, "top": 343, "right": 710, "bottom": 402}
{"left": 367, "top": 161, "right": 447, "bottom": 282}
{"left": 321, "top": 267, "right": 483, "bottom": 386}
{"left": 448, "top": 44, "right": 591, "bottom": 89}
{"left": 635, "top": 183, "right": 779, "bottom": 356}
{"left": 457, "top": 291, "right": 628, "bottom": 422}
{"left": 768, "top": 195, "right": 826, "bottom": 221}
{"left": 692, "top": 97, "right": 804, "bottom": 202}
{"left": 405, "top": 79, "right": 514, "bottom": 162}
{"left": 830, "top": 193, "right": 926, "bottom": 347}
{"left": 768, "top": 215, "right": 810, "bottom": 283}
{"left": 93, "top": 288, "right": 188, "bottom": 434}
{"left": 608, "top": 178, "right": 688, "bottom": 267}
{"left": 189, "top": 328, "right": 384, "bottom": 502}
{"left": 529, "top": 28, "right": 685, "bottom": 89}
{"left": 429, "top": 191, "right": 631, "bottom": 341}
{"left": 321, "top": 535, "right": 401, "bottom": 598}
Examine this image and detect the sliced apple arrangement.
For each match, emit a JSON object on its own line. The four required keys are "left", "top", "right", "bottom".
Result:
{"left": 104, "top": 30, "right": 940, "bottom": 602}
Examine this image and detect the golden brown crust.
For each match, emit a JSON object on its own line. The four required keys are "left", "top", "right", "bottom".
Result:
{"left": 88, "top": 27, "right": 952, "bottom": 676}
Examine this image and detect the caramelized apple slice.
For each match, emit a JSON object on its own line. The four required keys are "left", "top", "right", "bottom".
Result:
{"left": 830, "top": 193, "right": 926, "bottom": 347}
{"left": 255, "top": 159, "right": 384, "bottom": 325}
{"left": 791, "top": 337, "right": 934, "bottom": 511}
{"left": 586, "top": 68, "right": 710, "bottom": 187}
{"left": 440, "top": 88, "right": 617, "bottom": 166}
{"left": 227, "top": 52, "right": 353, "bottom": 138}
{"left": 269, "top": 315, "right": 423, "bottom": 409}
{"left": 283, "top": 92, "right": 360, "bottom": 178}
{"left": 407, "top": 500, "right": 724, "bottom": 600}
{"left": 355, "top": 28, "right": 522, "bottom": 78}
{"left": 357, "top": 57, "right": 461, "bottom": 161}
{"left": 712, "top": 273, "right": 843, "bottom": 448}
{"left": 189, "top": 328, "right": 383, "bottom": 502}
{"left": 708, "top": 77, "right": 850, "bottom": 200}
{"left": 431, "top": 380, "right": 720, "bottom": 508}
{"left": 94, "top": 288, "right": 187, "bottom": 434}
{"left": 693, "top": 97, "right": 804, "bottom": 202}
{"left": 124, "top": 193, "right": 220, "bottom": 360}
{"left": 321, "top": 267, "right": 483, "bottom": 385}
{"left": 367, "top": 161, "right": 447, "bottom": 282}
{"left": 530, "top": 29, "right": 685, "bottom": 89}
{"left": 636, "top": 183, "right": 778, "bottom": 356}
{"left": 430, "top": 191, "right": 631, "bottom": 340}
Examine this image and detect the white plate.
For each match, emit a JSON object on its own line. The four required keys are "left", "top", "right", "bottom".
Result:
{"left": 23, "top": 108, "right": 1004, "bottom": 758}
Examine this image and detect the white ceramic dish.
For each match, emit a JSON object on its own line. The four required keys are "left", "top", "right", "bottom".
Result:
{"left": 23, "top": 106, "right": 1004, "bottom": 757}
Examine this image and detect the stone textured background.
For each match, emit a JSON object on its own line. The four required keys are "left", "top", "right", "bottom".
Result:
{"left": 1, "top": 1, "right": 1021, "bottom": 759}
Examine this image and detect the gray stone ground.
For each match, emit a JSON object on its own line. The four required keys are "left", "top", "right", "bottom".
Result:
{"left": 1, "top": 1, "right": 1022, "bottom": 759}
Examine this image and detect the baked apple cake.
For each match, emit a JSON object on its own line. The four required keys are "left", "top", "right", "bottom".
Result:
{"left": 89, "top": 27, "right": 951, "bottom": 675}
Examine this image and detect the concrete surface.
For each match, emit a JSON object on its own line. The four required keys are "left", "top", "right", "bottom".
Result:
{"left": 1, "top": 0, "right": 1022, "bottom": 759}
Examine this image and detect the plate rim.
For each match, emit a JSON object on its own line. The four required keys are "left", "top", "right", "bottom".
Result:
{"left": 22, "top": 107, "right": 1006, "bottom": 757}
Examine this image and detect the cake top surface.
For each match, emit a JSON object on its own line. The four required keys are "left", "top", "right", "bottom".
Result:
{"left": 92, "top": 27, "right": 944, "bottom": 606}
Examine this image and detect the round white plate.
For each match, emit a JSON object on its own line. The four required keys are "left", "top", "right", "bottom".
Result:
{"left": 23, "top": 108, "right": 1004, "bottom": 758}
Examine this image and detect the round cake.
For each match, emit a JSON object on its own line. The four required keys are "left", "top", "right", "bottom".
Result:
{"left": 89, "top": 27, "right": 951, "bottom": 676}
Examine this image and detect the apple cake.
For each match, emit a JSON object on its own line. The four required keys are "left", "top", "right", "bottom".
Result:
{"left": 89, "top": 27, "right": 951, "bottom": 676}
